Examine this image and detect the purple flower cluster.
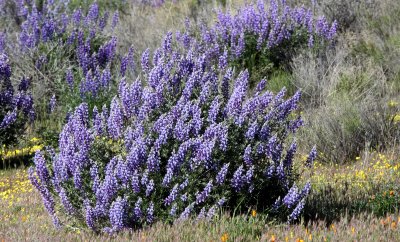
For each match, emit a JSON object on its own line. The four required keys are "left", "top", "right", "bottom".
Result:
{"left": 49, "top": 94, "right": 56, "bottom": 114}
{"left": 18, "top": 2, "right": 118, "bottom": 51}
{"left": 176, "top": 0, "right": 337, "bottom": 67}
{"left": 16, "top": 2, "right": 120, "bottom": 100}
{"left": 0, "top": 53, "right": 35, "bottom": 145}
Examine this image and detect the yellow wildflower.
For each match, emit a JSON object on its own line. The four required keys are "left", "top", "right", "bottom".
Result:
{"left": 388, "top": 100, "right": 398, "bottom": 107}
{"left": 394, "top": 114, "right": 400, "bottom": 124}
{"left": 330, "top": 224, "right": 336, "bottom": 233}
{"left": 251, "top": 209, "right": 257, "bottom": 217}
{"left": 30, "top": 137, "right": 40, "bottom": 143}
{"left": 221, "top": 233, "right": 228, "bottom": 242}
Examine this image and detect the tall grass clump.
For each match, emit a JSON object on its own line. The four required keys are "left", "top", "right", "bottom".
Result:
{"left": 113, "top": 0, "right": 220, "bottom": 57}
{"left": 291, "top": 0, "right": 400, "bottom": 162}
{"left": 68, "top": 0, "right": 128, "bottom": 13}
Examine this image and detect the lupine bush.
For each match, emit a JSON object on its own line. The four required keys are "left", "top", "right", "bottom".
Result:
{"left": 176, "top": 0, "right": 337, "bottom": 85}
{"left": 18, "top": 1, "right": 124, "bottom": 100}
{"left": 0, "top": 52, "right": 35, "bottom": 147}
{"left": 0, "top": 0, "right": 31, "bottom": 27}
{"left": 7, "top": 1, "right": 132, "bottom": 146}
{"left": 25, "top": 0, "right": 337, "bottom": 233}
{"left": 29, "top": 23, "right": 318, "bottom": 231}
{"left": 22, "top": 0, "right": 333, "bottom": 233}
{"left": 315, "top": 0, "right": 378, "bottom": 32}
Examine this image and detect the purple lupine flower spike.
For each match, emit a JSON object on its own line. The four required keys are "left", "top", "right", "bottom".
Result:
{"left": 49, "top": 94, "right": 56, "bottom": 113}
{"left": 112, "top": 11, "right": 119, "bottom": 29}
{"left": 305, "top": 146, "right": 317, "bottom": 167}
{"left": 141, "top": 48, "right": 150, "bottom": 73}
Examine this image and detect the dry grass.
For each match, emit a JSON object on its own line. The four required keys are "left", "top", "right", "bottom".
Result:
{"left": 291, "top": 0, "right": 400, "bottom": 162}
{"left": 114, "top": 0, "right": 249, "bottom": 56}
{"left": 115, "top": 1, "right": 214, "bottom": 56}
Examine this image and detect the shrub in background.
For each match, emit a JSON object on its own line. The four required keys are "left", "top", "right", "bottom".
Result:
{"left": 114, "top": 0, "right": 337, "bottom": 92}
{"left": 313, "top": 0, "right": 377, "bottom": 32}
{"left": 0, "top": 52, "right": 35, "bottom": 147}
{"left": 17, "top": 1, "right": 123, "bottom": 99}
{"left": 177, "top": 0, "right": 337, "bottom": 86}
{"left": 308, "top": 96, "right": 400, "bottom": 163}
{"left": 4, "top": 1, "right": 131, "bottom": 146}
{"left": 0, "top": 0, "right": 38, "bottom": 29}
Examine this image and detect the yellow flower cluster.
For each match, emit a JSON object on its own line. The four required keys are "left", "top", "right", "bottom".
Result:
{"left": 95, "top": 136, "right": 125, "bottom": 154}
{"left": 388, "top": 100, "right": 398, "bottom": 108}
{"left": 394, "top": 114, "right": 400, "bottom": 124}
{"left": 0, "top": 137, "right": 43, "bottom": 160}
{"left": 261, "top": 214, "right": 400, "bottom": 241}
{"left": 380, "top": 216, "right": 400, "bottom": 229}
{"left": 0, "top": 170, "right": 33, "bottom": 207}
{"left": 309, "top": 153, "right": 400, "bottom": 192}
{"left": 388, "top": 100, "right": 400, "bottom": 124}
{"left": 220, "top": 233, "right": 228, "bottom": 242}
